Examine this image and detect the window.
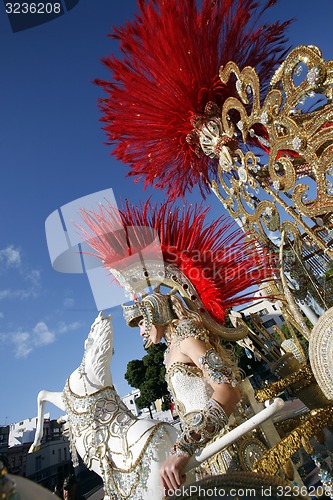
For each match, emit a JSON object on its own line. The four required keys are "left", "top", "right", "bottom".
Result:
{"left": 279, "top": 315, "right": 284, "bottom": 322}
{"left": 262, "top": 319, "right": 276, "bottom": 329}
{"left": 257, "top": 308, "right": 269, "bottom": 316}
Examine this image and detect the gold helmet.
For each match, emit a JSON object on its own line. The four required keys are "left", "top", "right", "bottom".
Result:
{"left": 122, "top": 292, "right": 174, "bottom": 347}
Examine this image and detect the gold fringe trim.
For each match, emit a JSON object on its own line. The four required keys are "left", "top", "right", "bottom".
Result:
{"left": 253, "top": 406, "right": 333, "bottom": 475}
{"left": 255, "top": 364, "right": 315, "bottom": 402}
{"left": 275, "top": 411, "right": 310, "bottom": 436}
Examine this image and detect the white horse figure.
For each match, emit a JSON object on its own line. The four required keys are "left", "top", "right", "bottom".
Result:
{"left": 29, "top": 312, "right": 183, "bottom": 500}
{"left": 29, "top": 312, "right": 285, "bottom": 500}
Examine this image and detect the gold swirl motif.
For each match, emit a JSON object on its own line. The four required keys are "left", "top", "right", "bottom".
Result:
{"left": 199, "top": 45, "right": 333, "bottom": 321}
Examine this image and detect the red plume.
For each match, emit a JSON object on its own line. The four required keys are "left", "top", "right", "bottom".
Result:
{"left": 96, "top": 0, "right": 293, "bottom": 199}
{"left": 79, "top": 200, "right": 276, "bottom": 323}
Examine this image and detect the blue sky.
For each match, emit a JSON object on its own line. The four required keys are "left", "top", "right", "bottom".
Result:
{"left": 0, "top": 0, "right": 332, "bottom": 425}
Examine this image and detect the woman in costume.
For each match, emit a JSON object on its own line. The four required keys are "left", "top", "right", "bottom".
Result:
{"left": 123, "top": 291, "right": 243, "bottom": 492}
{"left": 79, "top": 199, "right": 275, "bottom": 493}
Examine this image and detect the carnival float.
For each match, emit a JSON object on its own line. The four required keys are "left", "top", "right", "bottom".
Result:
{"left": 29, "top": 1, "right": 333, "bottom": 498}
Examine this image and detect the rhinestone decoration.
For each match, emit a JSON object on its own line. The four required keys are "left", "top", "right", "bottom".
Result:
{"left": 191, "top": 412, "right": 205, "bottom": 427}
{"left": 238, "top": 167, "right": 247, "bottom": 183}
{"left": 307, "top": 66, "right": 320, "bottom": 85}
{"left": 264, "top": 206, "right": 273, "bottom": 217}
{"left": 219, "top": 155, "right": 233, "bottom": 172}
{"left": 292, "top": 136, "right": 303, "bottom": 151}
{"left": 281, "top": 339, "right": 304, "bottom": 364}
{"left": 260, "top": 112, "right": 269, "bottom": 125}
{"left": 199, "top": 349, "right": 224, "bottom": 369}
{"left": 236, "top": 79, "right": 242, "bottom": 93}
{"left": 198, "top": 348, "right": 236, "bottom": 386}
{"left": 63, "top": 378, "right": 169, "bottom": 500}
{"left": 326, "top": 181, "right": 333, "bottom": 195}
{"left": 293, "top": 63, "right": 303, "bottom": 77}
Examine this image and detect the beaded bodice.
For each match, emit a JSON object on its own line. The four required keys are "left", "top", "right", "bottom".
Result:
{"left": 164, "top": 318, "right": 237, "bottom": 420}
{"left": 166, "top": 362, "right": 213, "bottom": 419}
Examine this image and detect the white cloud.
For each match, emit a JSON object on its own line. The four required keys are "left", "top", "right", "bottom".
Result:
{"left": 0, "top": 246, "right": 21, "bottom": 268}
{"left": 3, "top": 319, "right": 82, "bottom": 358}
{"left": 5, "top": 322, "right": 56, "bottom": 358}
{"left": 12, "top": 332, "right": 33, "bottom": 358}
{"left": 0, "top": 288, "right": 37, "bottom": 300}
{"left": 25, "top": 269, "right": 41, "bottom": 287}
{"left": 32, "top": 322, "right": 55, "bottom": 346}
{"left": 0, "top": 260, "right": 40, "bottom": 302}
{"left": 57, "top": 321, "right": 81, "bottom": 334}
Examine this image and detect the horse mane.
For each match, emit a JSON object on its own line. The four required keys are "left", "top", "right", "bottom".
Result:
{"left": 86, "top": 316, "right": 113, "bottom": 386}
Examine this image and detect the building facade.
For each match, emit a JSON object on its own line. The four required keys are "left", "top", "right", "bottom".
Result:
{"left": 237, "top": 291, "right": 284, "bottom": 332}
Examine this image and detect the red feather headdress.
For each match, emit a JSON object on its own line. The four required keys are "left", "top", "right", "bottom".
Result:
{"left": 96, "top": 0, "right": 292, "bottom": 199}
{"left": 79, "top": 200, "right": 275, "bottom": 329}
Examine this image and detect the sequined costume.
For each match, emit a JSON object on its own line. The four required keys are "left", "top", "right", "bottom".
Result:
{"left": 164, "top": 319, "right": 242, "bottom": 476}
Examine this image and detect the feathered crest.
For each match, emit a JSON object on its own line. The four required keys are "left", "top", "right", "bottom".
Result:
{"left": 96, "top": 0, "right": 292, "bottom": 199}
{"left": 79, "top": 200, "right": 275, "bottom": 323}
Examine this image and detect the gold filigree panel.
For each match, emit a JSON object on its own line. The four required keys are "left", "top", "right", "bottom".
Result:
{"left": 206, "top": 45, "right": 333, "bottom": 261}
